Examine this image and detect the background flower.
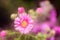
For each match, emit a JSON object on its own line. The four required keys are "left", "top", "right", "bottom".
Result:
{"left": 0, "top": 30, "right": 7, "bottom": 37}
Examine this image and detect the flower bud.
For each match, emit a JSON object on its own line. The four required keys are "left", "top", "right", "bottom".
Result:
{"left": 18, "top": 7, "right": 25, "bottom": 14}
{"left": 10, "top": 13, "right": 17, "bottom": 20}
{"left": 0, "top": 30, "right": 7, "bottom": 37}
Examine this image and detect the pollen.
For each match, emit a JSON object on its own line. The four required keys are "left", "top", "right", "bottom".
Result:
{"left": 21, "top": 20, "right": 28, "bottom": 28}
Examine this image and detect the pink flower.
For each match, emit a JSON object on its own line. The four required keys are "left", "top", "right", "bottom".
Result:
{"left": 18, "top": 7, "right": 25, "bottom": 13}
{"left": 53, "top": 26, "right": 60, "bottom": 34}
{"left": 40, "top": 22, "right": 51, "bottom": 34}
{"left": 31, "top": 23, "right": 41, "bottom": 34}
{"left": 14, "top": 13, "right": 34, "bottom": 34}
{"left": 32, "top": 21, "right": 50, "bottom": 34}
{"left": 50, "top": 8, "right": 57, "bottom": 24}
{"left": 36, "top": 8, "right": 44, "bottom": 14}
{"left": 0, "top": 30, "right": 7, "bottom": 37}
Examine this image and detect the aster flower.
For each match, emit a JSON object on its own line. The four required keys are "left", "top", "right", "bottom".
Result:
{"left": 14, "top": 13, "right": 34, "bottom": 34}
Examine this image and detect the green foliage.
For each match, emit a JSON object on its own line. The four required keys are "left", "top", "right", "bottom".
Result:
{"left": 6, "top": 30, "right": 36, "bottom": 40}
{"left": 35, "top": 32, "right": 48, "bottom": 40}
{"left": 5, "top": 30, "right": 48, "bottom": 40}
{"left": 5, "top": 29, "right": 57, "bottom": 40}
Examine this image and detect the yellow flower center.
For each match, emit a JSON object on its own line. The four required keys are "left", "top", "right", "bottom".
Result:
{"left": 21, "top": 20, "right": 28, "bottom": 28}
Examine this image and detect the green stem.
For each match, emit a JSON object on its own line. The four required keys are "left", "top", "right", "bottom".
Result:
{"left": 28, "top": 34, "right": 38, "bottom": 40}
{"left": 25, "top": 35, "right": 27, "bottom": 40}
{"left": 17, "top": 34, "right": 22, "bottom": 40}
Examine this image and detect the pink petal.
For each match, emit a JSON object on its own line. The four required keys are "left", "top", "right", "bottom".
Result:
{"left": 54, "top": 27, "right": 60, "bottom": 33}
{"left": 36, "top": 8, "right": 44, "bottom": 14}
{"left": 24, "top": 24, "right": 33, "bottom": 34}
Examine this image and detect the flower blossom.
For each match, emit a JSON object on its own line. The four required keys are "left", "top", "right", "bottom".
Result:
{"left": 14, "top": 8, "right": 34, "bottom": 34}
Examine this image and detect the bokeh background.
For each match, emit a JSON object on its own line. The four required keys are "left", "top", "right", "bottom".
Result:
{"left": 0, "top": 0, "right": 60, "bottom": 33}
{"left": 0, "top": 0, "right": 60, "bottom": 40}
